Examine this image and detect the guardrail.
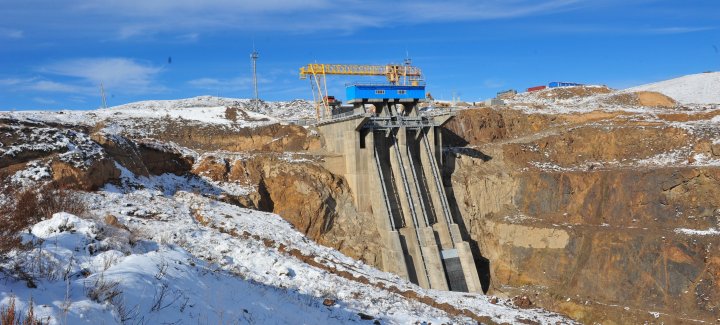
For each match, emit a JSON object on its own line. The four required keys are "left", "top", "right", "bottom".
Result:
{"left": 363, "top": 117, "right": 434, "bottom": 129}
{"left": 284, "top": 119, "right": 316, "bottom": 126}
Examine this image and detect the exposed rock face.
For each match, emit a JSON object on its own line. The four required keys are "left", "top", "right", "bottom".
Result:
{"left": 50, "top": 159, "right": 120, "bottom": 190}
{"left": 1, "top": 119, "right": 194, "bottom": 191}
{"left": 137, "top": 120, "right": 321, "bottom": 152}
{"left": 193, "top": 154, "right": 383, "bottom": 264}
{"left": 607, "top": 91, "right": 677, "bottom": 108}
{"left": 443, "top": 108, "right": 720, "bottom": 324}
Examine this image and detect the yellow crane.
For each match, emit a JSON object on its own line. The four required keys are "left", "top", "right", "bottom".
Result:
{"left": 299, "top": 63, "right": 423, "bottom": 119}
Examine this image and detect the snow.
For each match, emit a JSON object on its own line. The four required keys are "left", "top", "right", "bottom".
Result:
{"left": 3, "top": 213, "right": 381, "bottom": 324}
{"left": 627, "top": 72, "right": 720, "bottom": 105}
{"left": 674, "top": 228, "right": 720, "bottom": 236}
{"left": 1, "top": 165, "right": 574, "bottom": 324}
{"left": 10, "top": 161, "right": 51, "bottom": 186}
{"left": 0, "top": 96, "right": 315, "bottom": 135}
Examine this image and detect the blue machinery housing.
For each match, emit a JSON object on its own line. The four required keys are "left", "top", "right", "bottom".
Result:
{"left": 346, "top": 85, "right": 425, "bottom": 102}
{"left": 548, "top": 81, "right": 583, "bottom": 88}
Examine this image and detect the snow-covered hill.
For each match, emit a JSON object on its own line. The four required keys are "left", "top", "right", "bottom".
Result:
{"left": 0, "top": 121, "right": 573, "bottom": 324}
{"left": 0, "top": 96, "right": 315, "bottom": 130}
{"left": 626, "top": 72, "right": 720, "bottom": 105}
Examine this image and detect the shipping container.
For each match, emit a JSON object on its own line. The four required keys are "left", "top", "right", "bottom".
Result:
{"left": 548, "top": 82, "right": 583, "bottom": 88}
{"left": 527, "top": 85, "right": 547, "bottom": 92}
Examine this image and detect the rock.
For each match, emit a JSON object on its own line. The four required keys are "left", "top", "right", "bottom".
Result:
{"left": 322, "top": 298, "right": 335, "bottom": 306}
{"left": 104, "top": 214, "right": 129, "bottom": 231}
{"left": 51, "top": 158, "right": 120, "bottom": 191}
{"left": 357, "top": 312, "right": 374, "bottom": 320}
{"left": 194, "top": 154, "right": 383, "bottom": 266}
{"left": 272, "top": 264, "right": 292, "bottom": 277}
{"left": 512, "top": 296, "right": 533, "bottom": 309}
{"left": 136, "top": 141, "right": 193, "bottom": 176}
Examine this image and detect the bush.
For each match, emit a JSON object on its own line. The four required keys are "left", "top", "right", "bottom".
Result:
{"left": 0, "top": 296, "right": 47, "bottom": 325}
{"left": 0, "top": 183, "right": 88, "bottom": 255}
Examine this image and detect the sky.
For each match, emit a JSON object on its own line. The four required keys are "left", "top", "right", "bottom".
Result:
{"left": 0, "top": 0, "right": 719, "bottom": 110}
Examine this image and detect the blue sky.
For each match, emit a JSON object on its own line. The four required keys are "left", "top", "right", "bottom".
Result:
{"left": 1, "top": 0, "right": 718, "bottom": 109}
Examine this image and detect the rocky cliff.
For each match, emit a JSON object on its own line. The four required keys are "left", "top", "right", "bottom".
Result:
{"left": 443, "top": 107, "right": 720, "bottom": 324}
{"left": 193, "top": 153, "right": 383, "bottom": 265}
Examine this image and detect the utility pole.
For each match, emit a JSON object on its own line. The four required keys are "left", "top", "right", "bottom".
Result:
{"left": 100, "top": 82, "right": 108, "bottom": 109}
{"left": 403, "top": 51, "right": 411, "bottom": 86}
{"left": 251, "top": 46, "right": 259, "bottom": 111}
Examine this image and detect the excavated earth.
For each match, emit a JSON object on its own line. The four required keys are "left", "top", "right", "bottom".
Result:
{"left": 442, "top": 107, "right": 720, "bottom": 324}
{"left": 5, "top": 100, "right": 720, "bottom": 324}
{"left": 177, "top": 104, "right": 720, "bottom": 324}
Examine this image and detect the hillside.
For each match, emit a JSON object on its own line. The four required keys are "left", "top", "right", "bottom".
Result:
{"left": 0, "top": 109, "right": 571, "bottom": 324}
{"left": 626, "top": 71, "right": 720, "bottom": 105}
{"left": 3, "top": 76, "right": 720, "bottom": 324}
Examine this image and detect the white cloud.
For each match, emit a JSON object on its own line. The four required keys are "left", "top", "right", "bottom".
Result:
{"left": 404, "top": 0, "right": 582, "bottom": 21}
{"left": 0, "top": 78, "right": 26, "bottom": 86}
{"left": 644, "top": 26, "right": 716, "bottom": 34}
{"left": 0, "top": 28, "right": 23, "bottom": 39}
{"left": 188, "top": 76, "right": 270, "bottom": 91}
{"left": 0, "top": 77, "right": 91, "bottom": 93}
{"left": 2, "top": 0, "right": 589, "bottom": 39}
{"left": 40, "top": 58, "right": 164, "bottom": 93}
{"left": 33, "top": 97, "right": 57, "bottom": 104}
{"left": 29, "top": 80, "right": 89, "bottom": 93}
{"left": 1, "top": 58, "right": 165, "bottom": 96}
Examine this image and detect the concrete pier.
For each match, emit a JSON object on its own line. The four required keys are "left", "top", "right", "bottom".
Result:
{"left": 316, "top": 101, "right": 482, "bottom": 292}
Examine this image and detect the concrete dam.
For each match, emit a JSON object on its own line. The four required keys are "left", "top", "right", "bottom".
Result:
{"left": 317, "top": 97, "right": 482, "bottom": 293}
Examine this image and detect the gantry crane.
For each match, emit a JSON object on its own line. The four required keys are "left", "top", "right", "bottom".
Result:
{"left": 299, "top": 62, "right": 423, "bottom": 119}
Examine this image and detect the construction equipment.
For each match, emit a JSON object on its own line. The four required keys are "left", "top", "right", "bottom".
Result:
{"left": 299, "top": 63, "right": 424, "bottom": 119}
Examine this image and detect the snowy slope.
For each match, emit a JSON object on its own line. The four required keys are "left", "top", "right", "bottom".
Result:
{"left": 0, "top": 96, "right": 315, "bottom": 129}
{"left": 0, "top": 164, "right": 574, "bottom": 324}
{"left": 626, "top": 72, "right": 720, "bottom": 105}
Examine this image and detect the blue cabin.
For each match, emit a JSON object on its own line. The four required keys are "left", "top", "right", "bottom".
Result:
{"left": 548, "top": 82, "right": 583, "bottom": 88}
{"left": 346, "top": 84, "right": 425, "bottom": 102}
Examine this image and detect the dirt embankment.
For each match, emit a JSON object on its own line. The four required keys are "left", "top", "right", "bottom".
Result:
{"left": 605, "top": 91, "right": 677, "bottom": 108}
{"left": 442, "top": 108, "right": 720, "bottom": 324}
{"left": 0, "top": 120, "right": 193, "bottom": 190}
{"left": 193, "top": 154, "right": 383, "bottom": 264}
{"left": 128, "top": 119, "right": 321, "bottom": 152}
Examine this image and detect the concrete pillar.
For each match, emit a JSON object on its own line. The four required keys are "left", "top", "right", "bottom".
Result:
{"left": 456, "top": 241, "right": 483, "bottom": 293}
{"left": 395, "top": 129, "right": 430, "bottom": 228}
{"left": 418, "top": 227, "right": 449, "bottom": 291}
{"left": 366, "top": 132, "right": 411, "bottom": 280}
{"left": 399, "top": 227, "right": 431, "bottom": 288}
{"left": 382, "top": 230, "right": 411, "bottom": 281}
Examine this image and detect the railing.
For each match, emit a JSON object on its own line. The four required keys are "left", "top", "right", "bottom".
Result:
{"left": 391, "top": 132, "right": 432, "bottom": 287}
{"left": 374, "top": 144, "right": 397, "bottom": 231}
{"left": 406, "top": 141, "right": 431, "bottom": 227}
{"left": 363, "top": 117, "right": 433, "bottom": 129}
{"left": 422, "top": 134, "right": 456, "bottom": 245}
{"left": 284, "top": 119, "right": 316, "bottom": 126}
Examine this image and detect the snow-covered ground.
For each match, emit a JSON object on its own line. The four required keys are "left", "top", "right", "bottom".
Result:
{"left": 0, "top": 96, "right": 315, "bottom": 134}
{"left": 504, "top": 85, "right": 678, "bottom": 115}
{"left": 627, "top": 72, "right": 720, "bottom": 105}
{"left": 0, "top": 155, "right": 574, "bottom": 324}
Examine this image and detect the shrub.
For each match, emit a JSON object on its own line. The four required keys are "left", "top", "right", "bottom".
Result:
{"left": 0, "top": 296, "right": 47, "bottom": 325}
{"left": 0, "top": 183, "right": 88, "bottom": 255}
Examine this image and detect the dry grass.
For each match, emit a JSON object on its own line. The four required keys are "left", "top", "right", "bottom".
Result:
{"left": 0, "top": 296, "right": 47, "bottom": 325}
{"left": 0, "top": 183, "right": 88, "bottom": 255}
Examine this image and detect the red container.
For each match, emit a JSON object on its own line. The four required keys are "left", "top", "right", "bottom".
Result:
{"left": 527, "top": 85, "right": 547, "bottom": 92}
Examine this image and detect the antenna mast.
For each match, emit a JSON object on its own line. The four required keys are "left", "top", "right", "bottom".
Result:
{"left": 100, "top": 82, "right": 108, "bottom": 109}
{"left": 251, "top": 45, "right": 259, "bottom": 110}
